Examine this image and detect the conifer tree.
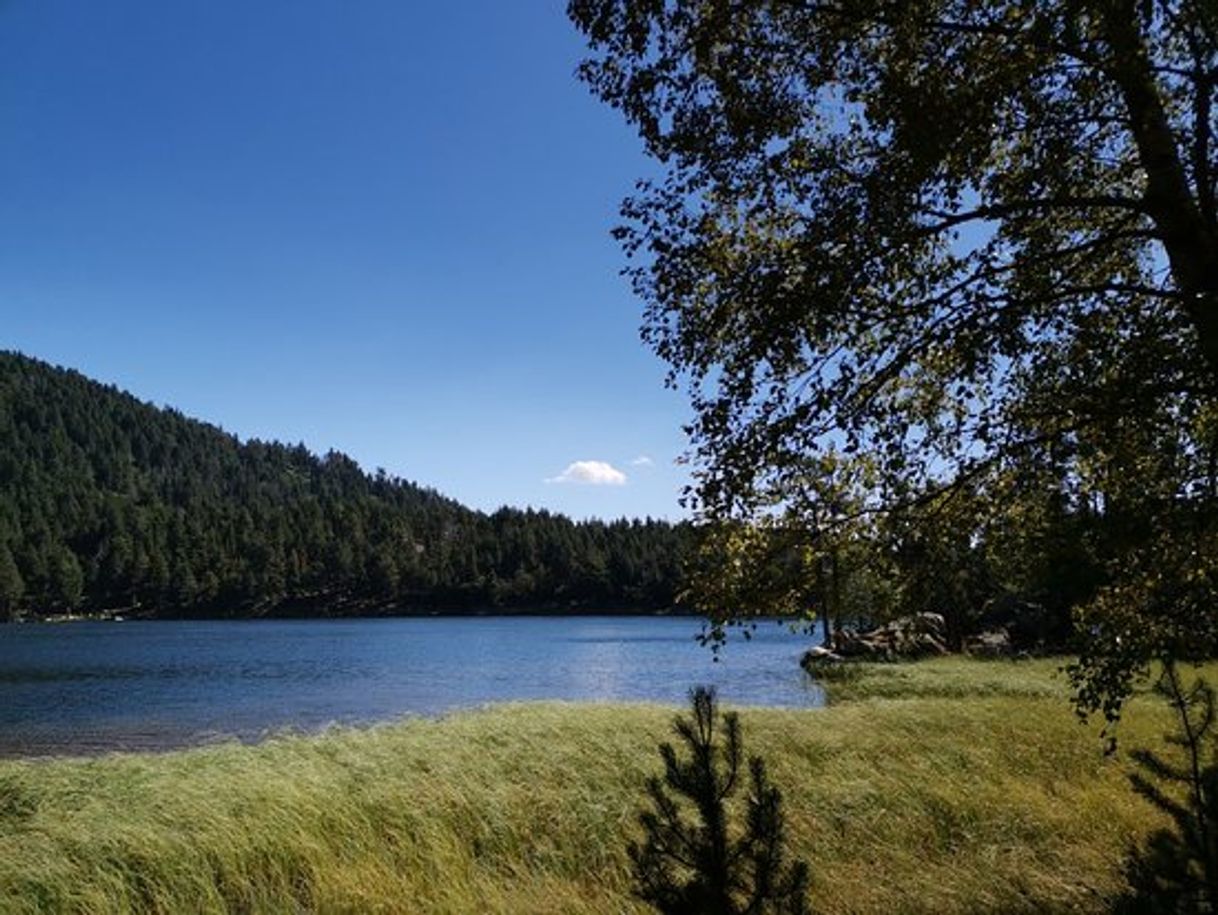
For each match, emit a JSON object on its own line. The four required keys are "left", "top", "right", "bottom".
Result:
{"left": 49, "top": 548, "right": 84, "bottom": 611}
{"left": 1119, "top": 662, "right": 1218, "bottom": 913}
{"left": 0, "top": 544, "right": 23, "bottom": 620}
{"left": 631, "top": 686, "right": 810, "bottom": 915}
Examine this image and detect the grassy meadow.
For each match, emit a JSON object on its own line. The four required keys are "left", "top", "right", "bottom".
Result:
{"left": 0, "top": 657, "right": 1188, "bottom": 913}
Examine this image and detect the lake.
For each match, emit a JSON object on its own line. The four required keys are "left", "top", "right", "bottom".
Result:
{"left": 0, "top": 616, "right": 822, "bottom": 756}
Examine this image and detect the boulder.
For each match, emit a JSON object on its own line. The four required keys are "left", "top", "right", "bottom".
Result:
{"left": 805, "top": 612, "right": 1022, "bottom": 667}
{"left": 832, "top": 612, "right": 949, "bottom": 660}
{"left": 965, "top": 627, "right": 1012, "bottom": 657}
{"left": 799, "top": 645, "right": 846, "bottom": 671}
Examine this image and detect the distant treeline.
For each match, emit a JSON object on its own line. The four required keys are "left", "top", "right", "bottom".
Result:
{"left": 0, "top": 352, "right": 689, "bottom": 619}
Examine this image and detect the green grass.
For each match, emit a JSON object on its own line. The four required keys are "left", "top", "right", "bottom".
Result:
{"left": 0, "top": 659, "right": 1187, "bottom": 913}
{"left": 815, "top": 654, "right": 1071, "bottom": 702}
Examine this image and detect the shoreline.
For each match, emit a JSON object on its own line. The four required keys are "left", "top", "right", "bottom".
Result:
{"left": 6, "top": 606, "right": 704, "bottom": 624}
{"left": 0, "top": 658, "right": 1177, "bottom": 914}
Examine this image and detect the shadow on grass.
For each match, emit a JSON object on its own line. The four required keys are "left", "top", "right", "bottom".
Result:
{"left": 1115, "top": 663, "right": 1218, "bottom": 914}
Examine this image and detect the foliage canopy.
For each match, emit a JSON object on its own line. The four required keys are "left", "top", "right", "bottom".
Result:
{"left": 571, "top": 0, "right": 1218, "bottom": 714}
{"left": 0, "top": 352, "right": 687, "bottom": 618}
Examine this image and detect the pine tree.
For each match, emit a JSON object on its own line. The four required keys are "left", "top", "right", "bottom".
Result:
{"left": 1118, "top": 663, "right": 1218, "bottom": 913}
{"left": 0, "top": 543, "right": 24, "bottom": 619}
{"left": 631, "top": 686, "right": 810, "bottom": 915}
{"left": 49, "top": 548, "right": 84, "bottom": 611}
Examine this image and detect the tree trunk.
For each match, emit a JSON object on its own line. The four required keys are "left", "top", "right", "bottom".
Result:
{"left": 1101, "top": 2, "right": 1218, "bottom": 384}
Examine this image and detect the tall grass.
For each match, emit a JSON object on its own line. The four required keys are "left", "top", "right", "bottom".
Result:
{"left": 0, "top": 660, "right": 1180, "bottom": 913}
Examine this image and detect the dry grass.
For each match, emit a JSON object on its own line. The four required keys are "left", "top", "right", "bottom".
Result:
{"left": 0, "top": 658, "right": 1186, "bottom": 913}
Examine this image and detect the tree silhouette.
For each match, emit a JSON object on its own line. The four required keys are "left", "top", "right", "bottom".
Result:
{"left": 570, "top": 0, "right": 1218, "bottom": 729}
{"left": 1118, "top": 663, "right": 1218, "bottom": 913}
{"left": 631, "top": 686, "right": 810, "bottom": 915}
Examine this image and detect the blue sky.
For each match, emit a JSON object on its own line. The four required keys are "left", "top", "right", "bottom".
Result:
{"left": 0, "top": 1, "right": 693, "bottom": 520}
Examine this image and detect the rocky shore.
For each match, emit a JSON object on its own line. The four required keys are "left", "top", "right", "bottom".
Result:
{"left": 801, "top": 612, "right": 1014, "bottom": 670}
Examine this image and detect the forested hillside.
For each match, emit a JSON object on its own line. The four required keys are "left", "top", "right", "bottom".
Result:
{"left": 0, "top": 352, "right": 688, "bottom": 618}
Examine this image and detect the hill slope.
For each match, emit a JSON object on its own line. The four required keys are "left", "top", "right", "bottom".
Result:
{"left": 0, "top": 352, "right": 686, "bottom": 618}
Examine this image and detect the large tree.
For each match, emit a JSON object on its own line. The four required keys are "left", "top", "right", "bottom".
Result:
{"left": 570, "top": 0, "right": 1218, "bottom": 718}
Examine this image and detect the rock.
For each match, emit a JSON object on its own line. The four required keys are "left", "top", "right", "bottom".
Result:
{"left": 799, "top": 645, "right": 846, "bottom": 671}
{"left": 966, "top": 627, "right": 1012, "bottom": 657}
{"left": 832, "top": 613, "right": 949, "bottom": 660}
{"left": 831, "top": 629, "right": 874, "bottom": 658}
{"left": 809, "top": 611, "right": 1018, "bottom": 664}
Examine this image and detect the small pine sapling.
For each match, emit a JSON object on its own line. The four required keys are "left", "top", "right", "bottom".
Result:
{"left": 630, "top": 686, "right": 810, "bottom": 915}
{"left": 1118, "top": 662, "right": 1218, "bottom": 913}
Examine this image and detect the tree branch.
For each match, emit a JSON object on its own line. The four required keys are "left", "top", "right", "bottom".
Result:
{"left": 914, "top": 195, "right": 1151, "bottom": 236}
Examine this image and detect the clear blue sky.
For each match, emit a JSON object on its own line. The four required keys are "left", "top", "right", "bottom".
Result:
{"left": 0, "top": 1, "right": 693, "bottom": 520}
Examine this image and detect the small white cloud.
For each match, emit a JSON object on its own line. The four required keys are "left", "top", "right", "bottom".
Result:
{"left": 545, "top": 460, "right": 628, "bottom": 486}
{"left": 629, "top": 455, "right": 654, "bottom": 467}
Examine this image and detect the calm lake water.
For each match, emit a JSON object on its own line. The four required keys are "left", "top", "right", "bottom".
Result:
{"left": 0, "top": 616, "right": 822, "bottom": 756}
